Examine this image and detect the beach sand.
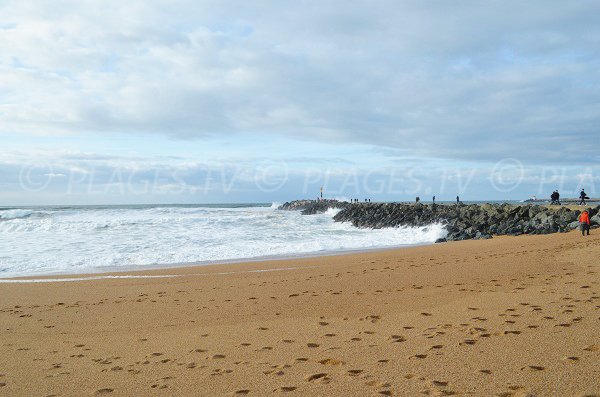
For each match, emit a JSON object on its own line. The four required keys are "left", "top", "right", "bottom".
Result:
{"left": 0, "top": 232, "right": 598, "bottom": 396}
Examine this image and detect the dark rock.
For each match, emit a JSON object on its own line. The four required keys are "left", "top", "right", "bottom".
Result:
{"left": 330, "top": 203, "right": 584, "bottom": 241}
{"left": 280, "top": 200, "right": 587, "bottom": 242}
{"left": 279, "top": 199, "right": 350, "bottom": 215}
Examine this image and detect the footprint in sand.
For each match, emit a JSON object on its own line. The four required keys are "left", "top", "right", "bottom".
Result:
{"left": 95, "top": 389, "right": 114, "bottom": 395}
{"left": 524, "top": 365, "right": 545, "bottom": 371}
{"left": 275, "top": 386, "right": 297, "bottom": 392}
{"left": 319, "top": 358, "right": 344, "bottom": 366}
{"left": 306, "top": 373, "right": 328, "bottom": 382}
{"left": 583, "top": 344, "right": 599, "bottom": 352}
{"left": 234, "top": 390, "right": 250, "bottom": 395}
{"left": 497, "top": 385, "right": 536, "bottom": 397}
{"left": 431, "top": 380, "right": 449, "bottom": 387}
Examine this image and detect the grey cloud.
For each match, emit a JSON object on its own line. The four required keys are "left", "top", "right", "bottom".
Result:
{"left": 1, "top": 1, "right": 600, "bottom": 163}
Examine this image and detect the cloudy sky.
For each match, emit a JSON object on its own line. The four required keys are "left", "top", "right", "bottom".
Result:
{"left": 1, "top": 1, "right": 599, "bottom": 204}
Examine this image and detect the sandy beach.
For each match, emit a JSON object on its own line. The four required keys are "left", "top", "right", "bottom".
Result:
{"left": 0, "top": 232, "right": 598, "bottom": 397}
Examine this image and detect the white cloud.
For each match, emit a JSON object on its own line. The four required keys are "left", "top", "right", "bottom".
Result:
{"left": 1, "top": 1, "right": 599, "bottom": 164}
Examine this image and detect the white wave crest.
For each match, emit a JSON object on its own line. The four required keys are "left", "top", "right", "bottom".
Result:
{"left": 324, "top": 207, "right": 341, "bottom": 216}
{"left": 0, "top": 209, "right": 34, "bottom": 220}
{"left": 0, "top": 205, "right": 447, "bottom": 278}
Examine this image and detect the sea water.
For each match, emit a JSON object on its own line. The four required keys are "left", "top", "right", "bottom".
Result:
{"left": 0, "top": 204, "right": 446, "bottom": 278}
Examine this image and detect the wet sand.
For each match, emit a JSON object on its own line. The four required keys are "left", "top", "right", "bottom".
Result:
{"left": 0, "top": 231, "right": 599, "bottom": 396}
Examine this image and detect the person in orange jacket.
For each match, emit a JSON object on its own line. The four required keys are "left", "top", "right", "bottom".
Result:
{"left": 579, "top": 210, "right": 591, "bottom": 236}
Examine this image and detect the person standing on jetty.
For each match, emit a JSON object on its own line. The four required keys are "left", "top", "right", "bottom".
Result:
{"left": 579, "top": 189, "right": 589, "bottom": 205}
{"left": 579, "top": 210, "right": 591, "bottom": 236}
{"left": 550, "top": 190, "right": 561, "bottom": 205}
{"left": 456, "top": 195, "right": 460, "bottom": 204}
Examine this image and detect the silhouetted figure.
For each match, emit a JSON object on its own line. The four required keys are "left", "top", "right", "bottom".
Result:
{"left": 456, "top": 195, "right": 460, "bottom": 204}
{"left": 579, "top": 189, "right": 589, "bottom": 205}
{"left": 550, "top": 190, "right": 561, "bottom": 205}
{"left": 432, "top": 195, "right": 436, "bottom": 204}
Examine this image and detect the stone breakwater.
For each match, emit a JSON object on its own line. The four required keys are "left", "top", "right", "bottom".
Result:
{"left": 279, "top": 200, "right": 600, "bottom": 241}
{"left": 278, "top": 199, "right": 350, "bottom": 215}
{"left": 333, "top": 203, "right": 600, "bottom": 241}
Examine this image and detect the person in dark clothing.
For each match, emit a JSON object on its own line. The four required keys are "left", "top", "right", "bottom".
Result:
{"left": 456, "top": 195, "right": 460, "bottom": 204}
{"left": 579, "top": 189, "right": 589, "bottom": 205}
{"left": 550, "top": 190, "right": 561, "bottom": 205}
{"left": 432, "top": 195, "right": 436, "bottom": 204}
{"left": 579, "top": 210, "right": 591, "bottom": 236}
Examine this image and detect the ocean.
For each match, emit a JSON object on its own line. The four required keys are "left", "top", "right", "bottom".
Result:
{"left": 0, "top": 203, "right": 446, "bottom": 278}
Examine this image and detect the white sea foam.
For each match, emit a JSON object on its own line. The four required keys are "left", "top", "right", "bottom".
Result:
{"left": 0, "top": 205, "right": 446, "bottom": 278}
{"left": 0, "top": 209, "right": 34, "bottom": 220}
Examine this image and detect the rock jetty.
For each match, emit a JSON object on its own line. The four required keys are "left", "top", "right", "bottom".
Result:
{"left": 333, "top": 203, "right": 600, "bottom": 241}
{"left": 279, "top": 200, "right": 600, "bottom": 241}
{"left": 278, "top": 199, "right": 350, "bottom": 215}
